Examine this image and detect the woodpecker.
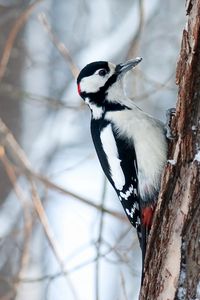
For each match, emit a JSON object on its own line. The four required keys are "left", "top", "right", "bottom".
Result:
{"left": 77, "top": 58, "right": 167, "bottom": 266}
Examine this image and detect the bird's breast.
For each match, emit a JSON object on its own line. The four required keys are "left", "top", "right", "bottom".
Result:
{"left": 105, "top": 109, "right": 167, "bottom": 202}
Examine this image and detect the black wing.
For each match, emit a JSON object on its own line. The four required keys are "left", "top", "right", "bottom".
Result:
{"left": 91, "top": 118, "right": 141, "bottom": 230}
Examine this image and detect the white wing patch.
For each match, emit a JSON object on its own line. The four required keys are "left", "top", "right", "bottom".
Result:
{"left": 100, "top": 124, "right": 125, "bottom": 191}
{"left": 120, "top": 184, "right": 134, "bottom": 200}
{"left": 125, "top": 202, "right": 139, "bottom": 219}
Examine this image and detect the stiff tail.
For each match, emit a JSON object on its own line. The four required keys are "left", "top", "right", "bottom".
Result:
{"left": 138, "top": 206, "right": 155, "bottom": 282}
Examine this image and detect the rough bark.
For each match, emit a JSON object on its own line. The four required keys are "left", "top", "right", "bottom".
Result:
{"left": 140, "top": 1, "right": 200, "bottom": 299}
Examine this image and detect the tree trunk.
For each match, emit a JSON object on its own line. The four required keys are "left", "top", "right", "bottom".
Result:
{"left": 140, "top": 1, "right": 200, "bottom": 299}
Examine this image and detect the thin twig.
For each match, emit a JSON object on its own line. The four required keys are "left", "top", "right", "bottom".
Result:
{"left": 0, "top": 150, "right": 33, "bottom": 298}
{"left": 0, "top": 149, "right": 79, "bottom": 300}
{"left": 120, "top": 270, "right": 129, "bottom": 300}
{"left": 95, "top": 176, "right": 107, "bottom": 300}
{"left": 0, "top": 119, "right": 32, "bottom": 169}
{"left": 1, "top": 82, "right": 82, "bottom": 110}
{"left": 127, "top": 0, "right": 144, "bottom": 59}
{"left": 21, "top": 167, "right": 125, "bottom": 221}
{"left": 0, "top": 0, "right": 42, "bottom": 81}
{"left": 30, "top": 181, "right": 79, "bottom": 300}
{"left": 15, "top": 227, "right": 133, "bottom": 284}
{"left": 0, "top": 290, "right": 15, "bottom": 300}
{"left": 38, "top": 12, "right": 79, "bottom": 78}
{"left": 133, "top": 70, "right": 175, "bottom": 101}
{"left": 137, "top": 69, "right": 175, "bottom": 91}
{"left": 0, "top": 118, "right": 125, "bottom": 221}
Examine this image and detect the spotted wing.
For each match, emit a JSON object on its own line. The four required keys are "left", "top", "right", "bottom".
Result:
{"left": 91, "top": 119, "right": 141, "bottom": 229}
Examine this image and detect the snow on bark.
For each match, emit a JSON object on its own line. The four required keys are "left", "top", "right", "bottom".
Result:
{"left": 194, "top": 150, "right": 200, "bottom": 162}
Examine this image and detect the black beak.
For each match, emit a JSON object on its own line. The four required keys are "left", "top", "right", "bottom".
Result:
{"left": 116, "top": 57, "right": 142, "bottom": 75}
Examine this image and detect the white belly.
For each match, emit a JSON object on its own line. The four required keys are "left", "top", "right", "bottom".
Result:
{"left": 106, "top": 108, "right": 167, "bottom": 201}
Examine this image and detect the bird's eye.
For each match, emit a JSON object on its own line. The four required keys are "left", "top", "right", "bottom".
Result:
{"left": 98, "top": 69, "right": 107, "bottom": 76}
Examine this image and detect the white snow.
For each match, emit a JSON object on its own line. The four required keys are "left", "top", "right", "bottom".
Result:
{"left": 177, "top": 267, "right": 186, "bottom": 300}
{"left": 192, "top": 125, "right": 197, "bottom": 131}
{"left": 194, "top": 150, "right": 200, "bottom": 162}
{"left": 196, "top": 281, "right": 200, "bottom": 299}
{"left": 168, "top": 159, "right": 177, "bottom": 165}
{"left": 177, "top": 287, "right": 186, "bottom": 300}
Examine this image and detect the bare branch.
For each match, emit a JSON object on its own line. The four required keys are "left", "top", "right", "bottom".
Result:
{"left": 0, "top": 0, "right": 42, "bottom": 81}
{"left": 30, "top": 181, "right": 79, "bottom": 300}
{"left": 1, "top": 82, "right": 82, "bottom": 110}
{"left": 38, "top": 12, "right": 79, "bottom": 78}
{"left": 16, "top": 227, "right": 133, "bottom": 284}
{"left": 0, "top": 118, "right": 125, "bottom": 221}
{"left": 120, "top": 271, "right": 129, "bottom": 300}
{"left": 132, "top": 70, "right": 175, "bottom": 101}
{"left": 0, "top": 150, "right": 33, "bottom": 299}
{"left": 0, "top": 148, "right": 79, "bottom": 300}
{"left": 21, "top": 167, "right": 125, "bottom": 221}
{"left": 95, "top": 176, "right": 107, "bottom": 300}
{"left": 127, "top": 0, "right": 144, "bottom": 59}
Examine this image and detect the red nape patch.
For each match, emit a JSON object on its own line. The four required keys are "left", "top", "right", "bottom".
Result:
{"left": 142, "top": 206, "right": 155, "bottom": 228}
{"left": 77, "top": 83, "right": 81, "bottom": 95}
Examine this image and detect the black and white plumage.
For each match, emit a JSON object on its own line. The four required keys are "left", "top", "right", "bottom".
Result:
{"left": 77, "top": 58, "right": 167, "bottom": 265}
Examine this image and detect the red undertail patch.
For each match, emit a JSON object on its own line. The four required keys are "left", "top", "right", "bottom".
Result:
{"left": 142, "top": 206, "right": 155, "bottom": 228}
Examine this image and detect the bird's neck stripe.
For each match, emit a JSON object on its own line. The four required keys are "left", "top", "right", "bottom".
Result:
{"left": 86, "top": 96, "right": 129, "bottom": 118}
{"left": 105, "top": 102, "right": 130, "bottom": 112}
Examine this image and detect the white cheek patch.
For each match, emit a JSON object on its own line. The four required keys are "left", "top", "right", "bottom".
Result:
{"left": 80, "top": 75, "right": 105, "bottom": 94}
{"left": 80, "top": 65, "right": 116, "bottom": 94}
{"left": 100, "top": 124, "right": 125, "bottom": 190}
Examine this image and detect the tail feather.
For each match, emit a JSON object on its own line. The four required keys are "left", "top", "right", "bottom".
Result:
{"left": 139, "top": 224, "right": 150, "bottom": 283}
{"left": 138, "top": 206, "right": 155, "bottom": 282}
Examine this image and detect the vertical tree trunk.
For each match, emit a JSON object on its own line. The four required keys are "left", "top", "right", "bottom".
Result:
{"left": 140, "top": 1, "right": 200, "bottom": 299}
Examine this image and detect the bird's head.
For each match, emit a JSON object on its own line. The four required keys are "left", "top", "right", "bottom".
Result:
{"left": 77, "top": 57, "right": 142, "bottom": 109}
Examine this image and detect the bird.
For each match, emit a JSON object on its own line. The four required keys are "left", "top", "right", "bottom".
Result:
{"left": 77, "top": 57, "right": 168, "bottom": 270}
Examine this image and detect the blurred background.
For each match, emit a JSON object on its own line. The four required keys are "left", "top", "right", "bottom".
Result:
{"left": 0, "top": 1, "right": 185, "bottom": 299}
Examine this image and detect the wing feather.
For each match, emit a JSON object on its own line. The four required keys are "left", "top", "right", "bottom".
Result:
{"left": 100, "top": 124, "right": 125, "bottom": 190}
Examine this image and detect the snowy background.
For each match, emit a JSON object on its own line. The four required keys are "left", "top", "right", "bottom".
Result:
{"left": 0, "top": 1, "right": 185, "bottom": 299}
